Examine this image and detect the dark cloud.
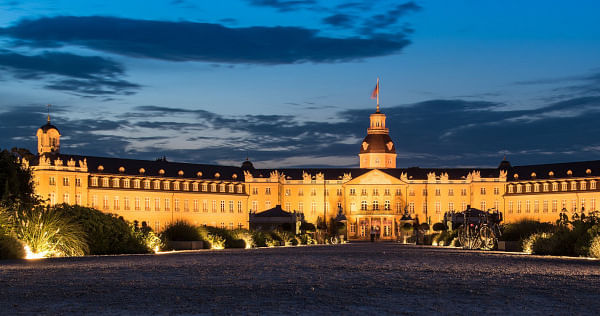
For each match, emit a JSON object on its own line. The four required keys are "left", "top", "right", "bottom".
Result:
{"left": 1, "top": 16, "right": 411, "bottom": 64}
{"left": 0, "top": 50, "right": 139, "bottom": 96}
{"left": 245, "top": 0, "right": 316, "bottom": 12}
{"left": 322, "top": 13, "right": 354, "bottom": 28}
{"left": 4, "top": 93, "right": 600, "bottom": 168}
{"left": 360, "top": 1, "right": 421, "bottom": 35}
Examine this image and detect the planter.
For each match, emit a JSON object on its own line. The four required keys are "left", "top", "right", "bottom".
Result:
{"left": 167, "top": 240, "right": 204, "bottom": 250}
{"left": 497, "top": 241, "right": 521, "bottom": 252}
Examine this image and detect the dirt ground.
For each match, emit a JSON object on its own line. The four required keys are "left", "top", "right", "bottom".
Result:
{"left": 1, "top": 243, "right": 599, "bottom": 315}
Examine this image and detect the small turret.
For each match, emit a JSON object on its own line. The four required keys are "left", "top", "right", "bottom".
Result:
{"left": 36, "top": 112, "right": 60, "bottom": 155}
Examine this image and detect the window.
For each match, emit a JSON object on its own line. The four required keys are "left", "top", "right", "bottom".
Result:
{"left": 63, "top": 193, "right": 69, "bottom": 204}
{"left": 542, "top": 183, "right": 548, "bottom": 192}
{"left": 494, "top": 187, "right": 500, "bottom": 195}
{"left": 194, "top": 200, "right": 199, "bottom": 212}
{"left": 210, "top": 184, "right": 216, "bottom": 192}
{"left": 396, "top": 189, "right": 402, "bottom": 196}
{"left": 448, "top": 202, "right": 454, "bottom": 212}
{"left": 572, "top": 199, "right": 577, "bottom": 212}
{"left": 173, "top": 182, "right": 180, "bottom": 190}
{"left": 298, "top": 202, "right": 303, "bottom": 212}
{"left": 91, "top": 178, "right": 98, "bottom": 186}
{"left": 103, "top": 178, "right": 109, "bottom": 187}
{"left": 298, "top": 189, "right": 304, "bottom": 196}
{"left": 325, "top": 189, "right": 329, "bottom": 196}
{"left": 349, "top": 188, "right": 356, "bottom": 196}
{"left": 285, "top": 202, "right": 291, "bottom": 211}
{"left": 422, "top": 189, "right": 428, "bottom": 196}
{"left": 592, "top": 199, "right": 596, "bottom": 211}
{"left": 494, "top": 200, "right": 499, "bottom": 211}
{"left": 517, "top": 201, "right": 521, "bottom": 213}
{"left": 220, "top": 200, "right": 225, "bottom": 212}
{"left": 229, "top": 200, "right": 234, "bottom": 213}
{"left": 552, "top": 200, "right": 558, "bottom": 213}
{"left": 192, "top": 183, "right": 199, "bottom": 191}
{"left": 103, "top": 196, "right": 109, "bottom": 210}
{"left": 144, "top": 180, "right": 150, "bottom": 189}
{"left": 552, "top": 183, "right": 558, "bottom": 191}
{"left": 448, "top": 189, "right": 454, "bottom": 196}
{"left": 202, "top": 183, "right": 208, "bottom": 191}
{"left": 49, "top": 176, "right": 56, "bottom": 185}
{"left": 591, "top": 181, "right": 597, "bottom": 190}
{"left": 124, "top": 197, "right": 130, "bottom": 210}
{"left": 184, "top": 200, "right": 189, "bottom": 212}
{"left": 183, "top": 183, "right": 189, "bottom": 191}
{"left": 338, "top": 189, "right": 344, "bottom": 196}
{"left": 481, "top": 201, "right": 486, "bottom": 210}
{"left": 534, "top": 200, "right": 539, "bottom": 213}
{"left": 238, "top": 201, "right": 243, "bottom": 213}
{"left": 435, "top": 188, "right": 441, "bottom": 196}
{"left": 543, "top": 200, "right": 548, "bottom": 213}
{"left": 422, "top": 204, "right": 427, "bottom": 214}
{"left": 581, "top": 182, "right": 587, "bottom": 190}
{"left": 311, "top": 202, "right": 317, "bottom": 214}
{"left": 265, "top": 187, "right": 271, "bottom": 195}
{"left": 163, "top": 182, "right": 170, "bottom": 190}
{"left": 571, "top": 182, "right": 577, "bottom": 191}
{"left": 562, "top": 199, "right": 567, "bottom": 211}
{"left": 75, "top": 194, "right": 81, "bottom": 205}
{"left": 212, "top": 200, "right": 217, "bottom": 213}
{"left": 252, "top": 187, "right": 258, "bottom": 195}
{"left": 481, "top": 187, "right": 486, "bottom": 195}
{"left": 581, "top": 198, "right": 586, "bottom": 211}
{"left": 461, "top": 189, "right": 467, "bottom": 196}
{"left": 135, "top": 197, "right": 140, "bottom": 211}
{"left": 525, "top": 200, "right": 530, "bottom": 213}
{"left": 562, "top": 183, "right": 567, "bottom": 191}
{"left": 265, "top": 201, "right": 271, "bottom": 209}
{"left": 203, "top": 200, "right": 208, "bottom": 212}
{"left": 534, "top": 183, "right": 540, "bottom": 192}
{"left": 409, "top": 189, "right": 415, "bottom": 196}
{"left": 461, "top": 202, "right": 467, "bottom": 211}
{"left": 165, "top": 198, "right": 170, "bottom": 211}
{"left": 174, "top": 199, "right": 180, "bottom": 212}
{"left": 113, "top": 178, "right": 119, "bottom": 188}
{"left": 229, "top": 223, "right": 234, "bottom": 230}
{"left": 311, "top": 188, "right": 317, "bottom": 196}
{"left": 372, "top": 200, "right": 379, "bottom": 210}
{"left": 361, "top": 200, "right": 368, "bottom": 210}
{"left": 373, "top": 189, "right": 379, "bottom": 196}
{"left": 435, "top": 202, "right": 441, "bottom": 214}
{"left": 220, "top": 222, "right": 225, "bottom": 229}
{"left": 384, "top": 200, "right": 391, "bottom": 210}
{"left": 251, "top": 201, "right": 257, "bottom": 212}
{"left": 285, "top": 189, "right": 291, "bottom": 196}
{"left": 526, "top": 184, "right": 531, "bottom": 193}
{"left": 325, "top": 202, "right": 330, "bottom": 212}
{"left": 508, "top": 201, "right": 513, "bottom": 213}
{"left": 384, "top": 188, "right": 390, "bottom": 196}
{"left": 155, "top": 198, "right": 160, "bottom": 211}
{"left": 144, "top": 197, "right": 150, "bottom": 211}
{"left": 63, "top": 177, "right": 70, "bottom": 186}
{"left": 49, "top": 193, "right": 56, "bottom": 205}
{"left": 408, "top": 202, "right": 415, "bottom": 213}
{"left": 123, "top": 179, "right": 130, "bottom": 188}
{"left": 361, "top": 189, "right": 368, "bottom": 196}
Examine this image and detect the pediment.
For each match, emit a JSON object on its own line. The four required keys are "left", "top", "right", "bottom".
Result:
{"left": 345, "top": 169, "right": 406, "bottom": 185}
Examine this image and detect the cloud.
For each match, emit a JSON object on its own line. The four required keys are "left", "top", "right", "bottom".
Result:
{"left": 322, "top": 14, "right": 354, "bottom": 28}
{"left": 1, "top": 16, "right": 412, "bottom": 64}
{"left": 360, "top": 1, "right": 421, "bottom": 35}
{"left": 245, "top": 0, "right": 316, "bottom": 12}
{"left": 4, "top": 92, "right": 600, "bottom": 168}
{"left": 0, "top": 49, "right": 139, "bottom": 95}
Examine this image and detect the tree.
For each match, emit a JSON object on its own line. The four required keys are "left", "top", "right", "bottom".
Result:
{"left": 0, "top": 149, "right": 38, "bottom": 208}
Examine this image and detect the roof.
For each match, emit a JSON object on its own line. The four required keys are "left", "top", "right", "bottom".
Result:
{"left": 248, "top": 167, "right": 501, "bottom": 180}
{"left": 32, "top": 153, "right": 245, "bottom": 181}
{"left": 359, "top": 134, "right": 396, "bottom": 154}
{"left": 39, "top": 122, "right": 59, "bottom": 133}
{"left": 252, "top": 205, "right": 293, "bottom": 218}
{"left": 508, "top": 160, "right": 600, "bottom": 181}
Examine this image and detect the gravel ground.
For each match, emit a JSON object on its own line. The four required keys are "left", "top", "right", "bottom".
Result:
{"left": 1, "top": 243, "right": 599, "bottom": 315}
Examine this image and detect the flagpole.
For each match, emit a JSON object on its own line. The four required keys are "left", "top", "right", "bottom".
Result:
{"left": 376, "top": 77, "right": 380, "bottom": 112}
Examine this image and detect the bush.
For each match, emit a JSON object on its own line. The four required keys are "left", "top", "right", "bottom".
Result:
{"left": 161, "top": 220, "right": 202, "bottom": 242}
{"left": 435, "top": 229, "right": 458, "bottom": 246}
{"left": 14, "top": 206, "right": 88, "bottom": 257}
{"left": 522, "top": 232, "right": 551, "bottom": 254}
{"left": 0, "top": 234, "right": 25, "bottom": 259}
{"left": 500, "top": 219, "right": 555, "bottom": 242}
{"left": 432, "top": 223, "right": 448, "bottom": 232}
{"left": 231, "top": 229, "right": 254, "bottom": 248}
{"left": 299, "top": 234, "right": 314, "bottom": 245}
{"left": 589, "top": 236, "right": 600, "bottom": 258}
{"left": 52, "top": 204, "right": 150, "bottom": 255}
{"left": 300, "top": 222, "right": 316, "bottom": 232}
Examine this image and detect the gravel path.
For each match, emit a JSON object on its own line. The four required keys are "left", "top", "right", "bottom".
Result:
{"left": 1, "top": 243, "right": 599, "bottom": 315}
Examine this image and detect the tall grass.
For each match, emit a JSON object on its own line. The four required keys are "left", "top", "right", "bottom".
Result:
{"left": 14, "top": 206, "right": 88, "bottom": 257}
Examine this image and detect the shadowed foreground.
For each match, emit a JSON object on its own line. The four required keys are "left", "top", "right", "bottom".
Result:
{"left": 1, "top": 243, "right": 599, "bottom": 315}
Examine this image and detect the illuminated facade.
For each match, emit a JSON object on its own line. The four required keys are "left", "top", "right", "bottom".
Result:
{"left": 25, "top": 107, "right": 600, "bottom": 240}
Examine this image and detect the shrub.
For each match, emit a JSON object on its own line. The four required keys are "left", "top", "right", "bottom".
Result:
{"left": 300, "top": 222, "right": 316, "bottom": 232}
{"left": 589, "top": 236, "right": 600, "bottom": 258}
{"left": 299, "top": 234, "right": 314, "bottom": 245}
{"left": 52, "top": 204, "right": 150, "bottom": 255}
{"left": 161, "top": 220, "right": 202, "bottom": 242}
{"left": 14, "top": 206, "right": 88, "bottom": 257}
{"left": 231, "top": 229, "right": 254, "bottom": 248}
{"left": 500, "top": 219, "right": 555, "bottom": 242}
{"left": 432, "top": 222, "right": 448, "bottom": 232}
{"left": 276, "top": 231, "right": 296, "bottom": 246}
{"left": 0, "top": 234, "right": 25, "bottom": 259}
{"left": 435, "top": 229, "right": 458, "bottom": 246}
{"left": 206, "top": 234, "right": 225, "bottom": 249}
{"left": 401, "top": 223, "right": 413, "bottom": 232}
{"left": 522, "top": 232, "right": 551, "bottom": 254}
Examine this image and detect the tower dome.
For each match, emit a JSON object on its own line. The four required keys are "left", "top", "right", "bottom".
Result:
{"left": 36, "top": 113, "right": 61, "bottom": 155}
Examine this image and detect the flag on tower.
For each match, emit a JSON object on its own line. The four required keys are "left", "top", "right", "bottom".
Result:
{"left": 370, "top": 78, "right": 379, "bottom": 99}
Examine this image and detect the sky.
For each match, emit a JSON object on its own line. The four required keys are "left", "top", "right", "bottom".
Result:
{"left": 0, "top": 0, "right": 599, "bottom": 169}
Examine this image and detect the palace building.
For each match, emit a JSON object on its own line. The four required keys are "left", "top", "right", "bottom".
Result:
{"left": 23, "top": 104, "right": 600, "bottom": 241}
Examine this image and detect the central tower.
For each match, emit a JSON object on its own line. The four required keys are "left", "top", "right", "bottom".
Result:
{"left": 359, "top": 79, "right": 396, "bottom": 169}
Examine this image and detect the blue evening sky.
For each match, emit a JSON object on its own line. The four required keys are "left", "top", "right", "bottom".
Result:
{"left": 1, "top": 0, "right": 599, "bottom": 168}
